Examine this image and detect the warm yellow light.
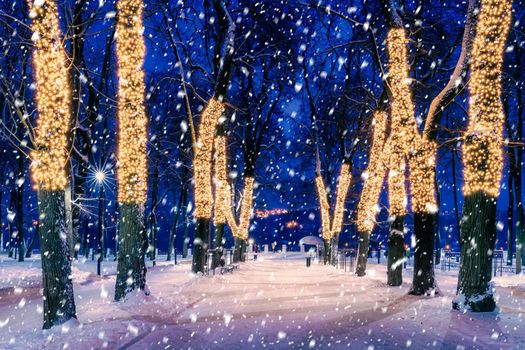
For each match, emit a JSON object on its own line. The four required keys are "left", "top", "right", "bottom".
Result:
{"left": 315, "top": 175, "right": 332, "bottom": 240}
{"left": 331, "top": 163, "right": 352, "bottom": 236}
{"left": 315, "top": 163, "right": 352, "bottom": 240}
{"left": 463, "top": 0, "right": 512, "bottom": 197}
{"left": 194, "top": 99, "right": 225, "bottom": 218}
{"left": 95, "top": 171, "right": 106, "bottom": 184}
{"left": 213, "top": 133, "right": 228, "bottom": 225}
{"left": 29, "top": 0, "right": 70, "bottom": 191}
{"left": 357, "top": 112, "right": 388, "bottom": 233}
{"left": 385, "top": 28, "right": 419, "bottom": 217}
{"left": 225, "top": 177, "right": 254, "bottom": 240}
{"left": 409, "top": 141, "right": 438, "bottom": 213}
{"left": 116, "top": 0, "right": 148, "bottom": 205}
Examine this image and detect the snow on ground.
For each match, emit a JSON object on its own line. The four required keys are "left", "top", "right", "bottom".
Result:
{"left": 0, "top": 253, "right": 524, "bottom": 349}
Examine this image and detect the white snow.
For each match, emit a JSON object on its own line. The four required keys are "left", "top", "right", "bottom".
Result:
{"left": 0, "top": 253, "right": 523, "bottom": 349}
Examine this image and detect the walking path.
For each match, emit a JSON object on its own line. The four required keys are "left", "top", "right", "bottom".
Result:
{"left": 0, "top": 253, "right": 523, "bottom": 349}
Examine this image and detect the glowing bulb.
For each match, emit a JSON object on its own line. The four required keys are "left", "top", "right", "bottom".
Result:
{"left": 95, "top": 171, "right": 106, "bottom": 184}
{"left": 116, "top": 0, "right": 148, "bottom": 205}
{"left": 29, "top": 0, "right": 71, "bottom": 191}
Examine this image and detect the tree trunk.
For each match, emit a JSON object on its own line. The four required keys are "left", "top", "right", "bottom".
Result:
{"left": 516, "top": 206, "right": 524, "bottom": 274}
{"left": 387, "top": 216, "right": 404, "bottom": 286}
{"left": 167, "top": 187, "right": 184, "bottom": 261}
{"left": 25, "top": 228, "right": 38, "bottom": 258}
{"left": 212, "top": 223, "right": 225, "bottom": 269}
{"left": 507, "top": 171, "right": 514, "bottom": 266}
{"left": 240, "top": 239, "right": 247, "bottom": 262}
{"left": 192, "top": 217, "right": 209, "bottom": 273}
{"left": 182, "top": 209, "right": 189, "bottom": 259}
{"left": 453, "top": 192, "right": 497, "bottom": 312}
{"left": 148, "top": 158, "right": 159, "bottom": 265}
{"left": 64, "top": 184, "right": 74, "bottom": 258}
{"left": 115, "top": 203, "right": 147, "bottom": 301}
{"left": 82, "top": 214, "right": 89, "bottom": 258}
{"left": 233, "top": 237, "right": 241, "bottom": 263}
{"left": 323, "top": 239, "right": 331, "bottom": 265}
{"left": 15, "top": 158, "right": 25, "bottom": 261}
{"left": 356, "top": 231, "right": 370, "bottom": 276}
{"left": 37, "top": 190, "right": 77, "bottom": 329}
{"left": 410, "top": 213, "right": 437, "bottom": 295}
{"left": 434, "top": 172, "right": 442, "bottom": 266}
{"left": 72, "top": 165, "right": 87, "bottom": 259}
{"left": 330, "top": 234, "right": 339, "bottom": 265}
{"left": 516, "top": 202, "right": 525, "bottom": 274}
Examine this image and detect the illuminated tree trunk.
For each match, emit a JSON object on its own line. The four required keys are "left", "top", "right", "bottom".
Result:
{"left": 356, "top": 112, "right": 387, "bottom": 277}
{"left": 453, "top": 0, "right": 512, "bottom": 312}
{"left": 192, "top": 0, "right": 234, "bottom": 274}
{"left": 115, "top": 204, "right": 147, "bottom": 300}
{"left": 29, "top": 0, "right": 77, "bottom": 328}
{"left": 409, "top": 213, "right": 437, "bottom": 294}
{"left": 114, "top": 0, "right": 149, "bottom": 299}
{"left": 37, "top": 190, "right": 76, "bottom": 329}
{"left": 387, "top": 216, "right": 404, "bottom": 286}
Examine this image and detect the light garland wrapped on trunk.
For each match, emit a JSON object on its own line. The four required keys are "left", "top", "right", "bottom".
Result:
{"left": 29, "top": 0, "right": 77, "bottom": 329}
{"left": 30, "top": 0, "right": 71, "bottom": 191}
{"left": 453, "top": 0, "right": 512, "bottom": 312}
{"left": 116, "top": 0, "right": 148, "bottom": 205}
{"left": 194, "top": 99, "right": 225, "bottom": 218}
{"left": 463, "top": 0, "right": 511, "bottom": 198}
{"left": 357, "top": 112, "right": 388, "bottom": 233}
{"left": 315, "top": 163, "right": 352, "bottom": 240}
{"left": 315, "top": 176, "right": 332, "bottom": 241}
{"left": 409, "top": 141, "right": 438, "bottom": 214}
{"left": 213, "top": 133, "right": 228, "bottom": 225}
{"left": 213, "top": 132, "right": 254, "bottom": 240}
{"left": 225, "top": 177, "right": 255, "bottom": 240}
{"left": 114, "top": 0, "right": 149, "bottom": 301}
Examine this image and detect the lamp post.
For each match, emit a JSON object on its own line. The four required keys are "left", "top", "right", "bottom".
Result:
{"left": 96, "top": 171, "right": 105, "bottom": 276}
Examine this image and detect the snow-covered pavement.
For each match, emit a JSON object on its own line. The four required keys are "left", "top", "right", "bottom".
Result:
{"left": 0, "top": 253, "right": 523, "bottom": 349}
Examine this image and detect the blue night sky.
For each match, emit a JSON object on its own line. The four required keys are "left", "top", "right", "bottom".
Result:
{"left": 1, "top": 0, "right": 524, "bottom": 254}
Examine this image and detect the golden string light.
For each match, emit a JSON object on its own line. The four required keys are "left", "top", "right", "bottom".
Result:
{"left": 213, "top": 134, "right": 228, "bottom": 224}
{"left": 385, "top": 27, "right": 419, "bottom": 217}
{"left": 194, "top": 99, "right": 225, "bottom": 218}
{"left": 213, "top": 133, "right": 254, "bottom": 239}
{"left": 225, "top": 177, "right": 254, "bottom": 240}
{"left": 116, "top": 0, "right": 148, "bottom": 205}
{"left": 315, "top": 163, "right": 352, "bottom": 240}
{"left": 357, "top": 112, "right": 388, "bottom": 233}
{"left": 463, "top": 0, "right": 512, "bottom": 197}
{"left": 255, "top": 209, "right": 288, "bottom": 218}
{"left": 29, "top": 0, "right": 70, "bottom": 191}
{"left": 409, "top": 141, "right": 438, "bottom": 213}
{"left": 236, "top": 177, "right": 254, "bottom": 240}
{"left": 315, "top": 176, "right": 332, "bottom": 240}
{"left": 331, "top": 163, "right": 352, "bottom": 236}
